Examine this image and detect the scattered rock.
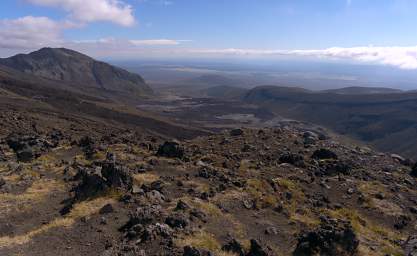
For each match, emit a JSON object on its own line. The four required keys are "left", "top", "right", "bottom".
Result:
{"left": 175, "top": 200, "right": 190, "bottom": 211}
{"left": 404, "top": 235, "right": 417, "bottom": 256}
{"left": 312, "top": 149, "right": 338, "bottom": 160}
{"left": 247, "top": 239, "right": 270, "bottom": 256}
{"left": 165, "top": 213, "right": 188, "bottom": 229}
{"left": 6, "top": 134, "right": 47, "bottom": 162}
{"left": 183, "top": 246, "right": 201, "bottom": 256}
{"left": 99, "top": 204, "right": 114, "bottom": 214}
{"left": 222, "top": 238, "right": 245, "bottom": 256}
{"left": 243, "top": 199, "right": 254, "bottom": 209}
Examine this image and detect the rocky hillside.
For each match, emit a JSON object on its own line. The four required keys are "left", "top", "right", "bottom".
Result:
{"left": 243, "top": 85, "right": 417, "bottom": 158}
{"left": 0, "top": 115, "right": 415, "bottom": 255}
{"left": 0, "top": 48, "right": 153, "bottom": 97}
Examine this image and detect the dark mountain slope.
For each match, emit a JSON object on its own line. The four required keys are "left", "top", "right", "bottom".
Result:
{"left": 202, "top": 85, "right": 248, "bottom": 99}
{"left": 244, "top": 86, "right": 417, "bottom": 157}
{"left": 0, "top": 48, "right": 153, "bottom": 97}
{"left": 0, "top": 64, "right": 207, "bottom": 140}
{"left": 323, "top": 86, "right": 403, "bottom": 95}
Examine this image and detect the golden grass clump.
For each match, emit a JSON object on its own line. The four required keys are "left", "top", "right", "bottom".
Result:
{"left": 175, "top": 231, "right": 238, "bottom": 256}
{"left": 133, "top": 173, "right": 159, "bottom": 187}
{"left": 0, "top": 179, "right": 65, "bottom": 202}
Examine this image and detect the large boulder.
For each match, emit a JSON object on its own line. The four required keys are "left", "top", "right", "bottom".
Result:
{"left": 230, "top": 128, "right": 244, "bottom": 136}
{"left": 317, "top": 160, "right": 353, "bottom": 176}
{"left": 279, "top": 152, "right": 305, "bottom": 167}
{"left": 72, "top": 162, "right": 132, "bottom": 202}
{"left": 101, "top": 162, "right": 133, "bottom": 189}
{"left": 312, "top": 149, "right": 338, "bottom": 160}
{"left": 293, "top": 217, "right": 359, "bottom": 256}
{"left": 157, "top": 141, "right": 184, "bottom": 158}
{"left": 73, "top": 169, "right": 109, "bottom": 201}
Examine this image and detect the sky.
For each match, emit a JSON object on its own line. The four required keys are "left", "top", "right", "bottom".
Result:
{"left": 1, "top": 0, "right": 417, "bottom": 69}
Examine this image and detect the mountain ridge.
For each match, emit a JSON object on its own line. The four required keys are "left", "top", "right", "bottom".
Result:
{"left": 0, "top": 48, "right": 153, "bottom": 97}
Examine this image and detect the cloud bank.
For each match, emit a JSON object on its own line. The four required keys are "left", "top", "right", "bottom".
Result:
{"left": 192, "top": 46, "right": 417, "bottom": 70}
{"left": 28, "top": 0, "right": 135, "bottom": 26}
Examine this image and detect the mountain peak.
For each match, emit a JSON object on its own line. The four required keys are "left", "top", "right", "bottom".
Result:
{"left": 0, "top": 47, "right": 152, "bottom": 97}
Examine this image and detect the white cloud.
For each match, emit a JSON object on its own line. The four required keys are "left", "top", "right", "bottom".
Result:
{"left": 28, "top": 0, "right": 135, "bottom": 26}
{"left": 289, "top": 46, "right": 417, "bottom": 70}
{"left": 0, "top": 16, "right": 68, "bottom": 49}
{"left": 189, "top": 46, "right": 417, "bottom": 70}
{"left": 129, "top": 39, "right": 190, "bottom": 46}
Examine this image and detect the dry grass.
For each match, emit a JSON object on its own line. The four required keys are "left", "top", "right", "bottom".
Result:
{"left": 0, "top": 197, "right": 116, "bottom": 248}
{"left": 272, "top": 177, "right": 306, "bottom": 217}
{"left": 325, "top": 208, "right": 404, "bottom": 256}
{"left": 177, "top": 196, "right": 247, "bottom": 239}
{"left": 290, "top": 212, "right": 320, "bottom": 227}
{"left": 0, "top": 178, "right": 66, "bottom": 214}
{"left": 0, "top": 179, "right": 65, "bottom": 202}
{"left": 175, "top": 231, "right": 238, "bottom": 256}
{"left": 132, "top": 173, "right": 159, "bottom": 186}
{"left": 183, "top": 197, "right": 223, "bottom": 217}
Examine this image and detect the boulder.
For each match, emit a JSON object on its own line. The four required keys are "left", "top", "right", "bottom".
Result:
{"left": 293, "top": 217, "right": 359, "bottom": 256}
{"left": 222, "top": 238, "right": 245, "bottom": 256}
{"left": 230, "top": 129, "right": 244, "bottom": 136}
{"left": 73, "top": 170, "right": 109, "bottom": 201}
{"left": 101, "top": 162, "right": 133, "bottom": 189}
{"left": 157, "top": 141, "right": 184, "bottom": 158}
{"left": 279, "top": 152, "right": 305, "bottom": 167}
{"left": 312, "top": 149, "right": 338, "bottom": 160}
{"left": 318, "top": 160, "right": 353, "bottom": 176}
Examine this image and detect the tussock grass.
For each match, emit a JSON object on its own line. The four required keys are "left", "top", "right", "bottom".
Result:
{"left": 177, "top": 196, "right": 247, "bottom": 239}
{"left": 0, "top": 179, "right": 65, "bottom": 202}
{"left": 175, "top": 231, "right": 238, "bottom": 256}
{"left": 0, "top": 197, "right": 116, "bottom": 248}
{"left": 132, "top": 173, "right": 159, "bottom": 186}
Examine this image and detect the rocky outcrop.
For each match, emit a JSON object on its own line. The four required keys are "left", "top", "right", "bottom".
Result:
{"left": 293, "top": 217, "right": 359, "bottom": 256}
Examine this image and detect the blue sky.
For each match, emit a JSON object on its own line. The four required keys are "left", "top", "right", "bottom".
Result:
{"left": 1, "top": 0, "right": 417, "bottom": 69}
